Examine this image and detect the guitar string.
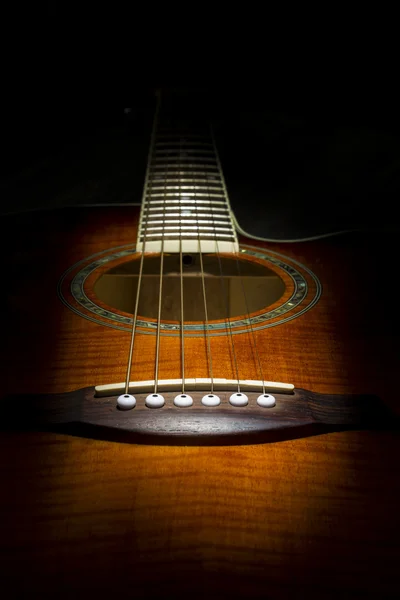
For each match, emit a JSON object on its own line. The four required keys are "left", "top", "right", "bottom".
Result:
{"left": 126, "top": 98, "right": 256, "bottom": 398}
{"left": 178, "top": 130, "right": 186, "bottom": 395}
{"left": 196, "top": 110, "right": 242, "bottom": 395}
{"left": 198, "top": 247, "right": 214, "bottom": 393}
{"left": 153, "top": 102, "right": 170, "bottom": 395}
{"left": 209, "top": 124, "right": 241, "bottom": 394}
{"left": 202, "top": 149, "right": 240, "bottom": 393}
{"left": 211, "top": 123, "right": 266, "bottom": 392}
{"left": 233, "top": 253, "right": 266, "bottom": 394}
{"left": 214, "top": 246, "right": 241, "bottom": 393}
{"left": 211, "top": 126, "right": 265, "bottom": 394}
{"left": 195, "top": 116, "right": 214, "bottom": 394}
{"left": 153, "top": 236, "right": 165, "bottom": 394}
{"left": 124, "top": 91, "right": 161, "bottom": 395}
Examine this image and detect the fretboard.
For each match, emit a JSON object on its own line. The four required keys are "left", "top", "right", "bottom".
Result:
{"left": 137, "top": 94, "right": 239, "bottom": 254}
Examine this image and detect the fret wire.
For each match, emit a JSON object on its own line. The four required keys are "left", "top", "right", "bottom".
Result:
{"left": 149, "top": 182, "right": 223, "bottom": 187}
{"left": 146, "top": 206, "right": 229, "bottom": 212}
{"left": 141, "top": 232, "right": 236, "bottom": 239}
{"left": 145, "top": 199, "right": 227, "bottom": 205}
{"left": 157, "top": 133, "right": 209, "bottom": 137}
{"left": 142, "top": 225, "right": 234, "bottom": 232}
{"left": 152, "top": 164, "right": 218, "bottom": 169}
{"left": 148, "top": 182, "right": 223, "bottom": 186}
{"left": 150, "top": 170, "right": 219, "bottom": 175}
{"left": 141, "top": 219, "right": 231, "bottom": 225}
{"left": 156, "top": 142, "right": 213, "bottom": 147}
{"left": 147, "top": 186, "right": 224, "bottom": 191}
{"left": 150, "top": 170, "right": 220, "bottom": 176}
{"left": 155, "top": 149, "right": 215, "bottom": 154}
{"left": 151, "top": 163, "right": 219, "bottom": 167}
{"left": 147, "top": 195, "right": 225, "bottom": 200}
{"left": 145, "top": 212, "right": 229, "bottom": 219}
{"left": 150, "top": 174, "right": 222, "bottom": 178}
{"left": 151, "top": 162, "right": 218, "bottom": 169}
{"left": 152, "top": 156, "right": 217, "bottom": 161}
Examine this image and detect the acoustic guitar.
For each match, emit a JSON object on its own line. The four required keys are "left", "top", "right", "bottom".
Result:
{"left": 1, "top": 90, "right": 399, "bottom": 599}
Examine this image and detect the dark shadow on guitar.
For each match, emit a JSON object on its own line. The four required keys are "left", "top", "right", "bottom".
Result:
{"left": 1, "top": 419, "right": 399, "bottom": 447}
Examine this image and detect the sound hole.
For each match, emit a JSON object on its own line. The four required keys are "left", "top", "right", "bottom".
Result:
{"left": 93, "top": 254, "right": 285, "bottom": 321}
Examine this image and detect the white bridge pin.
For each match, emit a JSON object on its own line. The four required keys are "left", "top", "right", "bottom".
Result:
{"left": 117, "top": 394, "right": 136, "bottom": 410}
{"left": 257, "top": 393, "right": 276, "bottom": 408}
{"left": 201, "top": 394, "right": 221, "bottom": 407}
{"left": 174, "top": 394, "right": 193, "bottom": 407}
{"left": 229, "top": 392, "right": 248, "bottom": 407}
{"left": 145, "top": 393, "right": 165, "bottom": 408}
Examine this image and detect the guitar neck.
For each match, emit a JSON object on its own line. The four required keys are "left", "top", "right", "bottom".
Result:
{"left": 136, "top": 93, "right": 239, "bottom": 254}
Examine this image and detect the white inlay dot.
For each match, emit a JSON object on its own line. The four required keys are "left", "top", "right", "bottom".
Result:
{"left": 117, "top": 394, "right": 136, "bottom": 410}
{"left": 145, "top": 393, "right": 165, "bottom": 408}
{"left": 257, "top": 394, "right": 276, "bottom": 408}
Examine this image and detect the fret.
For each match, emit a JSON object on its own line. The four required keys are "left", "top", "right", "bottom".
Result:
{"left": 150, "top": 174, "right": 219, "bottom": 177}
{"left": 148, "top": 180, "right": 221, "bottom": 187}
{"left": 147, "top": 183, "right": 223, "bottom": 189}
{"left": 137, "top": 108, "right": 238, "bottom": 254}
{"left": 147, "top": 191, "right": 223, "bottom": 198}
{"left": 141, "top": 225, "right": 234, "bottom": 233}
{"left": 146, "top": 192, "right": 225, "bottom": 199}
{"left": 146, "top": 211, "right": 230, "bottom": 219}
{"left": 155, "top": 148, "right": 215, "bottom": 155}
{"left": 150, "top": 165, "right": 218, "bottom": 170}
{"left": 152, "top": 151, "right": 215, "bottom": 157}
{"left": 151, "top": 159, "right": 218, "bottom": 166}
{"left": 149, "top": 168, "right": 219, "bottom": 176}
{"left": 141, "top": 232, "right": 236, "bottom": 239}
{"left": 157, "top": 129, "right": 209, "bottom": 135}
{"left": 155, "top": 141, "right": 213, "bottom": 147}
{"left": 145, "top": 199, "right": 227, "bottom": 206}
{"left": 146, "top": 205, "right": 228, "bottom": 212}
{"left": 148, "top": 178, "right": 222, "bottom": 184}
{"left": 141, "top": 218, "right": 231, "bottom": 225}
{"left": 156, "top": 134, "right": 210, "bottom": 141}
{"left": 148, "top": 190, "right": 216, "bottom": 195}
{"left": 150, "top": 164, "right": 219, "bottom": 171}
{"left": 150, "top": 167, "right": 219, "bottom": 173}
{"left": 147, "top": 185, "right": 223, "bottom": 192}
{"left": 157, "top": 132, "right": 211, "bottom": 138}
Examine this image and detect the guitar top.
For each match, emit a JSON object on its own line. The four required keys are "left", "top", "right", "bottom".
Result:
{"left": 1, "top": 90, "right": 399, "bottom": 598}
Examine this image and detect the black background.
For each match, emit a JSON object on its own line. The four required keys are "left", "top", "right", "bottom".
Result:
{"left": 1, "top": 13, "right": 399, "bottom": 239}
{"left": 2, "top": 80, "right": 399, "bottom": 239}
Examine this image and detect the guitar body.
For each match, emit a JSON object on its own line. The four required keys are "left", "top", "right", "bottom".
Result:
{"left": 1, "top": 204, "right": 399, "bottom": 599}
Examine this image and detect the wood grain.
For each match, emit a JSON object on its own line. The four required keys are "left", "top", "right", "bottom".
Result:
{"left": 1, "top": 430, "right": 399, "bottom": 598}
{"left": 1, "top": 205, "right": 400, "bottom": 599}
{"left": 2, "top": 387, "right": 396, "bottom": 445}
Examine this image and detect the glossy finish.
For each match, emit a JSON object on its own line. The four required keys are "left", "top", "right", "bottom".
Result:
{"left": 2, "top": 386, "right": 394, "bottom": 445}
{"left": 1, "top": 205, "right": 400, "bottom": 599}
